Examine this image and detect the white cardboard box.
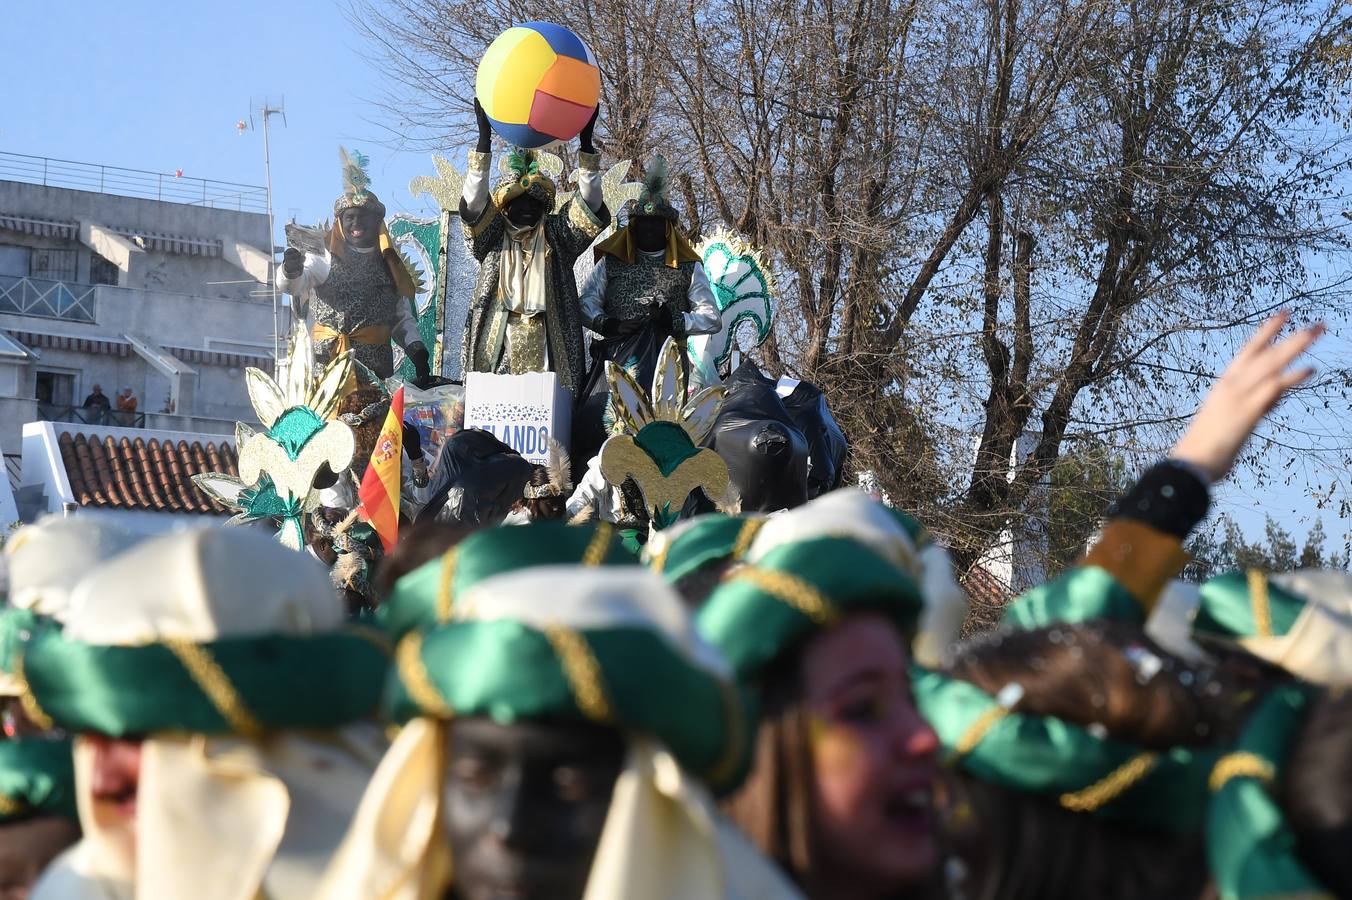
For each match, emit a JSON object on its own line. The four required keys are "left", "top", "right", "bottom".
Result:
{"left": 463, "top": 371, "right": 571, "bottom": 465}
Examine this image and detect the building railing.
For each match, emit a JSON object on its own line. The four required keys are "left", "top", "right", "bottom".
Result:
{"left": 0, "top": 151, "right": 268, "bottom": 213}
{"left": 0, "top": 275, "right": 96, "bottom": 323}
{"left": 38, "top": 404, "right": 145, "bottom": 429}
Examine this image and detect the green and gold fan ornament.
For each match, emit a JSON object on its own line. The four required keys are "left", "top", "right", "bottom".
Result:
{"left": 600, "top": 338, "right": 729, "bottom": 531}
{"left": 193, "top": 327, "right": 357, "bottom": 551}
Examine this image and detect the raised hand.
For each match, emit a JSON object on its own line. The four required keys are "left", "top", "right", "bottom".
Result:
{"left": 1170, "top": 311, "right": 1324, "bottom": 483}
{"left": 579, "top": 104, "right": 600, "bottom": 155}
{"left": 474, "top": 98, "right": 492, "bottom": 153}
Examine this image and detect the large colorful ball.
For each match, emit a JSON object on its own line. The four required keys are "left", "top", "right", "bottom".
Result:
{"left": 476, "top": 22, "right": 601, "bottom": 149}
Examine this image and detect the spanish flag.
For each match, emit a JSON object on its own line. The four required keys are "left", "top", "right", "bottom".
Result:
{"left": 358, "top": 386, "right": 404, "bottom": 553}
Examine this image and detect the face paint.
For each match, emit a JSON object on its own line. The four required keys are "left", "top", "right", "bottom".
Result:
{"left": 443, "top": 717, "right": 625, "bottom": 900}
{"left": 340, "top": 207, "right": 381, "bottom": 250}
{"left": 809, "top": 711, "right": 869, "bottom": 774}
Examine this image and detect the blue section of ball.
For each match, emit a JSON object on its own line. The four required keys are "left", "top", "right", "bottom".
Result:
{"left": 489, "top": 118, "right": 552, "bottom": 150}
{"left": 520, "top": 20, "right": 590, "bottom": 62}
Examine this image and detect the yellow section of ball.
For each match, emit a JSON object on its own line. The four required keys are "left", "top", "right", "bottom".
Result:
{"left": 476, "top": 27, "right": 558, "bottom": 125}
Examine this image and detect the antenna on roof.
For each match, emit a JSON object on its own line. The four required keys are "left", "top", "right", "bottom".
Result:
{"left": 245, "top": 95, "right": 287, "bottom": 374}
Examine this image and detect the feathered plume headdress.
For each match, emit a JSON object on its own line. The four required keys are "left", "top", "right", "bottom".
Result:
{"left": 635, "top": 154, "right": 678, "bottom": 221}
{"left": 334, "top": 147, "right": 386, "bottom": 217}
{"left": 523, "top": 439, "right": 573, "bottom": 499}
{"left": 492, "top": 147, "right": 558, "bottom": 211}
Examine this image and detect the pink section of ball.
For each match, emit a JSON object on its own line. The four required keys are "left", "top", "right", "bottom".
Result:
{"left": 527, "top": 92, "right": 595, "bottom": 141}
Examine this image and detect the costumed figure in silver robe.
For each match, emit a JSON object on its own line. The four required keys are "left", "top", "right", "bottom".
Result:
{"left": 278, "top": 148, "right": 431, "bottom": 384}
{"left": 460, "top": 100, "right": 610, "bottom": 395}
{"left": 574, "top": 156, "right": 719, "bottom": 467}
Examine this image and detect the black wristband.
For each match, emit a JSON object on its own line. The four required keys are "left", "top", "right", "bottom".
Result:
{"left": 1105, "top": 460, "right": 1211, "bottom": 540}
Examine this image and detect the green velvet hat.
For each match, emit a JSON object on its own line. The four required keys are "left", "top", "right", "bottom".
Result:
{"left": 0, "top": 738, "right": 76, "bottom": 822}
{"left": 736, "top": 487, "right": 970, "bottom": 667}
{"left": 1192, "top": 569, "right": 1352, "bottom": 686}
{"left": 386, "top": 565, "right": 754, "bottom": 795}
{"left": 0, "top": 608, "right": 51, "bottom": 698}
{"left": 1195, "top": 570, "right": 1309, "bottom": 645}
{"left": 378, "top": 521, "right": 638, "bottom": 639}
{"left": 696, "top": 535, "right": 924, "bottom": 683}
{"left": 1002, "top": 566, "right": 1144, "bottom": 631}
{"left": 912, "top": 666, "right": 1218, "bottom": 835}
{"left": 1206, "top": 684, "right": 1329, "bottom": 899}
{"left": 645, "top": 514, "right": 766, "bottom": 584}
{"left": 20, "top": 529, "right": 390, "bottom": 739}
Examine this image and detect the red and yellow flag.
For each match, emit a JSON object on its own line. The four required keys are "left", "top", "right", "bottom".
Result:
{"left": 358, "top": 386, "right": 404, "bottom": 553}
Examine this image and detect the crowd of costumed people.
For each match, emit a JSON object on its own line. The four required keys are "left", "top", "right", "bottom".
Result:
{"left": 0, "top": 19, "right": 1347, "bottom": 900}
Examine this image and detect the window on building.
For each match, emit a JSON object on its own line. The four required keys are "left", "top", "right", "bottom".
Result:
{"left": 29, "top": 247, "right": 78, "bottom": 282}
{"left": 90, "top": 252, "right": 120, "bottom": 286}
{"left": 35, "top": 371, "right": 75, "bottom": 406}
{"left": 0, "top": 245, "right": 29, "bottom": 278}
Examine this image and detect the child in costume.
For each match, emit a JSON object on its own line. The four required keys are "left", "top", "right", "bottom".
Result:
{"left": 319, "top": 522, "right": 802, "bottom": 900}
{"left": 28, "top": 529, "right": 388, "bottom": 900}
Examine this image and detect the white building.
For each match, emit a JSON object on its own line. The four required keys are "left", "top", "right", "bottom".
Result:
{"left": 0, "top": 152, "right": 275, "bottom": 527}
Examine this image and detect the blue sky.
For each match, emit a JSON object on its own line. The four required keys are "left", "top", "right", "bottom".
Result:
{"left": 6, "top": 0, "right": 1348, "bottom": 552}
{"left": 3, "top": 0, "right": 444, "bottom": 229}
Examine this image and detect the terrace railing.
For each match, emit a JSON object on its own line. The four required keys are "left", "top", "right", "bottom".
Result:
{"left": 0, "top": 151, "right": 267, "bottom": 213}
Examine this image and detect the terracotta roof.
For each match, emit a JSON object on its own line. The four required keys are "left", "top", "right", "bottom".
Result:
{"left": 960, "top": 564, "right": 1014, "bottom": 636}
{"left": 57, "top": 431, "right": 238, "bottom": 515}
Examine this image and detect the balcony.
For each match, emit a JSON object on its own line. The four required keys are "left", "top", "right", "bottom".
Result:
{"left": 0, "top": 275, "right": 95, "bottom": 323}
{"left": 36, "top": 403, "right": 145, "bottom": 429}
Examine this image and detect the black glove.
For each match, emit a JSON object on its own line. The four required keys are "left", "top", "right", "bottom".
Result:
{"left": 594, "top": 315, "right": 643, "bottom": 339}
{"left": 474, "top": 98, "right": 492, "bottom": 153}
{"left": 579, "top": 104, "right": 600, "bottom": 155}
{"left": 408, "top": 344, "right": 432, "bottom": 381}
{"left": 401, "top": 420, "right": 422, "bottom": 459}
{"left": 282, "top": 247, "right": 304, "bottom": 278}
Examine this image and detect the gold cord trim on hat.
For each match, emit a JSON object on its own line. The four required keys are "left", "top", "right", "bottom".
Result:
{"left": 582, "top": 524, "right": 614, "bottom": 566}
{"left": 1248, "top": 569, "right": 1272, "bottom": 637}
{"left": 1060, "top": 752, "right": 1158, "bottom": 812}
{"left": 731, "top": 518, "right": 766, "bottom": 561}
{"left": 346, "top": 623, "right": 394, "bottom": 657}
{"left": 649, "top": 541, "right": 671, "bottom": 573}
{"left": 0, "top": 793, "right": 24, "bottom": 817}
{"left": 397, "top": 632, "right": 454, "bottom": 719}
{"left": 1210, "top": 751, "right": 1275, "bottom": 792}
{"left": 731, "top": 568, "right": 839, "bottom": 626}
{"left": 436, "top": 548, "right": 459, "bottom": 624}
{"left": 545, "top": 626, "right": 614, "bottom": 724}
{"left": 164, "top": 638, "right": 263, "bottom": 737}
{"left": 947, "top": 707, "right": 1008, "bottom": 765}
{"left": 11, "top": 652, "right": 53, "bottom": 732}
{"left": 703, "top": 679, "right": 745, "bottom": 791}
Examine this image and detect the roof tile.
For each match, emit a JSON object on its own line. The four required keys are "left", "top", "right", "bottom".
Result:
{"left": 57, "top": 431, "right": 238, "bottom": 516}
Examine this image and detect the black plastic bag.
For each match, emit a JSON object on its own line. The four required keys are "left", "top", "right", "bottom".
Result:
{"left": 417, "top": 428, "right": 534, "bottom": 527}
{"left": 780, "top": 379, "right": 848, "bottom": 498}
{"left": 709, "top": 362, "right": 809, "bottom": 512}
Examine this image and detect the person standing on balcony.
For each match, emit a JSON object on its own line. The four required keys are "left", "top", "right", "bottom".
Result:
{"left": 80, "top": 384, "right": 109, "bottom": 411}
{"left": 114, "top": 388, "right": 136, "bottom": 413}
{"left": 278, "top": 148, "right": 431, "bottom": 386}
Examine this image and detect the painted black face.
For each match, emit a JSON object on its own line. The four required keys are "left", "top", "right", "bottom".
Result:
{"left": 340, "top": 207, "right": 381, "bottom": 249}
{"left": 630, "top": 215, "right": 667, "bottom": 254}
{"left": 504, "top": 195, "right": 546, "bottom": 229}
{"left": 445, "top": 717, "right": 625, "bottom": 900}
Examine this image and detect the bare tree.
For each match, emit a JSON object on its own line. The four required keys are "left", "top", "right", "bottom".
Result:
{"left": 352, "top": 0, "right": 1352, "bottom": 582}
